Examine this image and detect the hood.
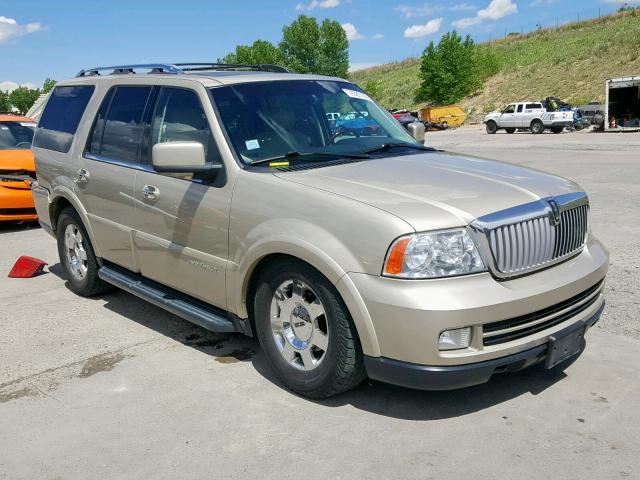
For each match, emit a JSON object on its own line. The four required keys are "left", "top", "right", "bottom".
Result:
{"left": 0, "top": 149, "right": 35, "bottom": 172}
{"left": 274, "top": 152, "right": 580, "bottom": 232}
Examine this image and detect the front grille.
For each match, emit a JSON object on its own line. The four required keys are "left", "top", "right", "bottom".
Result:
{"left": 474, "top": 194, "right": 589, "bottom": 277}
{"left": 488, "top": 203, "right": 588, "bottom": 274}
{"left": 483, "top": 280, "right": 603, "bottom": 346}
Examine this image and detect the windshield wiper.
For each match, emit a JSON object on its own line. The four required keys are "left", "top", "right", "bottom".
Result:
{"left": 251, "top": 150, "right": 371, "bottom": 166}
{"left": 361, "top": 143, "right": 434, "bottom": 154}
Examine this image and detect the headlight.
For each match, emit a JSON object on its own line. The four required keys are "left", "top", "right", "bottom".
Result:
{"left": 383, "top": 228, "right": 486, "bottom": 279}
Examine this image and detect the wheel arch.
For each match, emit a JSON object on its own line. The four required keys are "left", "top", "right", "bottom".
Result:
{"left": 48, "top": 187, "right": 102, "bottom": 258}
{"left": 235, "top": 247, "right": 381, "bottom": 357}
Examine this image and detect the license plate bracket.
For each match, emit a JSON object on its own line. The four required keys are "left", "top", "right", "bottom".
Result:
{"left": 545, "top": 322, "right": 586, "bottom": 369}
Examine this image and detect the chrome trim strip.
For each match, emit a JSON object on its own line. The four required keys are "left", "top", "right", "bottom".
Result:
{"left": 83, "top": 153, "right": 155, "bottom": 173}
{"left": 482, "top": 286, "right": 603, "bottom": 338}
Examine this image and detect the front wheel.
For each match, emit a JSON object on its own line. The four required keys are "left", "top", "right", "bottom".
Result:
{"left": 485, "top": 121, "right": 498, "bottom": 134}
{"left": 253, "top": 259, "right": 366, "bottom": 398}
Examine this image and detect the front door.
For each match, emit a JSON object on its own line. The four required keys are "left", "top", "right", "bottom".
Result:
{"left": 500, "top": 104, "right": 517, "bottom": 127}
{"left": 133, "top": 86, "right": 231, "bottom": 309}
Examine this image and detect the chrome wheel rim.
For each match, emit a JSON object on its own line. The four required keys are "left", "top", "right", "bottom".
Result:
{"left": 270, "top": 279, "right": 329, "bottom": 371}
{"left": 64, "top": 224, "right": 88, "bottom": 280}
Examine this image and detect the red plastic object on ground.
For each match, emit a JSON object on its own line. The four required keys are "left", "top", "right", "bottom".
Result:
{"left": 8, "top": 256, "right": 48, "bottom": 278}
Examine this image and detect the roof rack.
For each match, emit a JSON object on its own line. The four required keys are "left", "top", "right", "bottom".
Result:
{"left": 76, "top": 63, "right": 289, "bottom": 77}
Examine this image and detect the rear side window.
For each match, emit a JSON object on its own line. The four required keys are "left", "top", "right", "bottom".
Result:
{"left": 33, "top": 85, "right": 95, "bottom": 153}
{"left": 517, "top": 104, "right": 523, "bottom": 113}
{"left": 39, "top": 86, "right": 95, "bottom": 134}
{"left": 526, "top": 103, "right": 542, "bottom": 109}
{"left": 88, "top": 86, "right": 152, "bottom": 163}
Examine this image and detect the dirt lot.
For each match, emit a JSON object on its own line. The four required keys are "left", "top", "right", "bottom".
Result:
{"left": 1, "top": 127, "right": 639, "bottom": 479}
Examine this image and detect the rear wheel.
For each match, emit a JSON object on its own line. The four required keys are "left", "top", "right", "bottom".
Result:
{"left": 505, "top": 128, "right": 516, "bottom": 134}
{"left": 56, "top": 207, "right": 111, "bottom": 297}
{"left": 485, "top": 121, "right": 498, "bottom": 134}
{"left": 530, "top": 119, "right": 544, "bottom": 134}
{"left": 253, "top": 259, "right": 366, "bottom": 398}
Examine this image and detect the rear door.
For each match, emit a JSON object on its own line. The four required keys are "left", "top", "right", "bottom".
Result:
{"left": 133, "top": 85, "right": 231, "bottom": 308}
{"left": 79, "top": 85, "right": 154, "bottom": 269}
{"left": 522, "top": 103, "right": 542, "bottom": 128}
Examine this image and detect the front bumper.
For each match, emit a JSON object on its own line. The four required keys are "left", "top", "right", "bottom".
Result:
{"left": 0, "top": 184, "right": 37, "bottom": 221}
{"left": 342, "top": 236, "right": 608, "bottom": 367}
{"left": 364, "top": 302, "right": 603, "bottom": 390}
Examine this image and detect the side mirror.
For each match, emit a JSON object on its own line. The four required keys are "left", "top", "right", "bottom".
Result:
{"left": 406, "top": 122, "right": 425, "bottom": 143}
{"left": 152, "top": 141, "right": 222, "bottom": 175}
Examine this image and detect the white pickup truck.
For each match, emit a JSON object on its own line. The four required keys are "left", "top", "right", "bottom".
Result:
{"left": 484, "top": 101, "right": 574, "bottom": 134}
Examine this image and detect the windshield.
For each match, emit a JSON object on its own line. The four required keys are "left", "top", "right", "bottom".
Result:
{"left": 0, "top": 121, "right": 36, "bottom": 150}
{"left": 209, "top": 80, "right": 418, "bottom": 164}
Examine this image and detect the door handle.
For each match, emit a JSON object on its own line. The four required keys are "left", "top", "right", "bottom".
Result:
{"left": 74, "top": 168, "right": 90, "bottom": 184}
{"left": 142, "top": 184, "right": 160, "bottom": 201}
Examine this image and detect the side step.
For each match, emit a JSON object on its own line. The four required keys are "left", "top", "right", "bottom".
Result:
{"left": 98, "top": 265, "right": 241, "bottom": 334}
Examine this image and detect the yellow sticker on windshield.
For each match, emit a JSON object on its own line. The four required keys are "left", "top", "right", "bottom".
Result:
{"left": 268, "top": 161, "right": 289, "bottom": 167}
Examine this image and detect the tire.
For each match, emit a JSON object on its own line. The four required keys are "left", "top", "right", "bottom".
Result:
{"left": 505, "top": 128, "right": 516, "bottom": 134}
{"left": 530, "top": 119, "right": 544, "bottom": 134}
{"left": 253, "top": 258, "right": 366, "bottom": 398}
{"left": 551, "top": 126, "right": 564, "bottom": 134}
{"left": 485, "top": 121, "right": 498, "bottom": 134}
{"left": 56, "top": 207, "right": 111, "bottom": 297}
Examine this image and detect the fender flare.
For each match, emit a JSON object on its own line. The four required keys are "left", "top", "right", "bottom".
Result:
{"left": 228, "top": 232, "right": 381, "bottom": 357}
{"left": 49, "top": 186, "right": 102, "bottom": 258}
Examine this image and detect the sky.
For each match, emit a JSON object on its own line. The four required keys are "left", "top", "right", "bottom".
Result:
{"left": 0, "top": 0, "right": 634, "bottom": 90}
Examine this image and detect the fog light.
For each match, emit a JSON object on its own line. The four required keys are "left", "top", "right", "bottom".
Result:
{"left": 439, "top": 327, "right": 471, "bottom": 351}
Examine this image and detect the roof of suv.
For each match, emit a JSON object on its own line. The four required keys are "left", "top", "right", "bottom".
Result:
{"left": 58, "top": 64, "right": 344, "bottom": 88}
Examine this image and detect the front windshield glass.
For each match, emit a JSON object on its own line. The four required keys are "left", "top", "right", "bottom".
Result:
{"left": 0, "top": 121, "right": 36, "bottom": 150}
{"left": 209, "top": 80, "right": 418, "bottom": 164}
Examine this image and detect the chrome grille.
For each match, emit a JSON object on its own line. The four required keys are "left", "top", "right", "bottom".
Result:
{"left": 471, "top": 192, "right": 589, "bottom": 278}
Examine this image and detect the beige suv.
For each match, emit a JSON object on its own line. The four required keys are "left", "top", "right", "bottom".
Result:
{"left": 31, "top": 63, "right": 608, "bottom": 398}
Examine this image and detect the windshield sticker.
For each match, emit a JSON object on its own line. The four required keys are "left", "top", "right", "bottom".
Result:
{"left": 245, "top": 139, "right": 260, "bottom": 150}
{"left": 342, "top": 88, "right": 372, "bottom": 102}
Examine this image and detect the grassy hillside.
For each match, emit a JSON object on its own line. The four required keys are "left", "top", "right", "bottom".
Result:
{"left": 349, "top": 11, "right": 640, "bottom": 113}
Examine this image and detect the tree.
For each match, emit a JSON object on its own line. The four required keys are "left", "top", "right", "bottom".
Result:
{"left": 9, "top": 87, "right": 40, "bottom": 115}
{"left": 0, "top": 90, "right": 10, "bottom": 112}
{"left": 280, "top": 15, "right": 321, "bottom": 74}
{"left": 415, "top": 31, "right": 480, "bottom": 105}
{"left": 279, "top": 15, "right": 348, "bottom": 77}
{"left": 42, "top": 78, "right": 56, "bottom": 93}
{"left": 318, "top": 19, "right": 348, "bottom": 78}
{"left": 222, "top": 40, "right": 284, "bottom": 65}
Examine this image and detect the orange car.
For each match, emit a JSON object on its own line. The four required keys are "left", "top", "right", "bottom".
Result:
{"left": 0, "top": 113, "right": 37, "bottom": 222}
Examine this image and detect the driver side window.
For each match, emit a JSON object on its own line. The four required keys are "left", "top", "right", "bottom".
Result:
{"left": 151, "top": 87, "right": 219, "bottom": 164}
{"left": 504, "top": 104, "right": 516, "bottom": 114}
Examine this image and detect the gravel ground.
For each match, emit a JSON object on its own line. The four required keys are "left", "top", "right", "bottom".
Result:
{"left": 428, "top": 126, "right": 640, "bottom": 339}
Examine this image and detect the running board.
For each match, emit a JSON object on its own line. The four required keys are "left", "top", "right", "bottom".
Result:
{"left": 98, "top": 265, "right": 241, "bottom": 334}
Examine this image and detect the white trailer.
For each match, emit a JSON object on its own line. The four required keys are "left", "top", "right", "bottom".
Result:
{"left": 605, "top": 76, "right": 640, "bottom": 132}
